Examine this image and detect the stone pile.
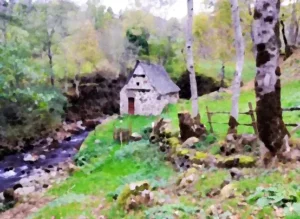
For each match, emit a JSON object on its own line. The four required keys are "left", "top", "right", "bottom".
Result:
{"left": 148, "top": 116, "right": 257, "bottom": 171}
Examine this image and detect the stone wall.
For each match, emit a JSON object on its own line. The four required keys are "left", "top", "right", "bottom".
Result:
{"left": 120, "top": 86, "right": 179, "bottom": 116}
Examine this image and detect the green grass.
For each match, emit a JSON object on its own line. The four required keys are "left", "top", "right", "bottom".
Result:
{"left": 31, "top": 116, "right": 175, "bottom": 218}
{"left": 194, "top": 169, "right": 229, "bottom": 197}
{"left": 29, "top": 79, "right": 300, "bottom": 218}
{"left": 172, "top": 80, "right": 300, "bottom": 137}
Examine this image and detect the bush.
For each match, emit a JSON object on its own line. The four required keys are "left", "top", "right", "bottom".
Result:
{"left": 0, "top": 41, "right": 67, "bottom": 148}
{"left": 0, "top": 86, "right": 67, "bottom": 143}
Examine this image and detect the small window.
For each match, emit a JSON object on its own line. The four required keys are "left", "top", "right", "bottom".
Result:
{"left": 136, "top": 82, "right": 140, "bottom": 86}
{"left": 133, "top": 74, "right": 145, "bottom": 78}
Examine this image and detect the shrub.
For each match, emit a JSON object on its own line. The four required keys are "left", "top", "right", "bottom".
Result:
{"left": 0, "top": 42, "right": 67, "bottom": 147}
{"left": 247, "top": 185, "right": 300, "bottom": 211}
{"left": 0, "top": 86, "right": 66, "bottom": 143}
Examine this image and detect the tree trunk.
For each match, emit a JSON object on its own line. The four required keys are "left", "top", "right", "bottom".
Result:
{"left": 220, "top": 61, "right": 225, "bottom": 88}
{"left": 289, "top": 0, "right": 298, "bottom": 45}
{"left": 74, "top": 77, "right": 80, "bottom": 98}
{"left": 246, "top": 0, "right": 253, "bottom": 16}
{"left": 64, "top": 66, "right": 68, "bottom": 94}
{"left": 75, "top": 62, "right": 81, "bottom": 98}
{"left": 162, "top": 36, "right": 172, "bottom": 66}
{"left": 47, "top": 29, "right": 55, "bottom": 87}
{"left": 0, "top": 0, "right": 8, "bottom": 45}
{"left": 228, "top": 0, "right": 245, "bottom": 134}
{"left": 186, "top": 0, "right": 199, "bottom": 118}
{"left": 281, "top": 20, "right": 293, "bottom": 60}
{"left": 252, "top": 0, "right": 289, "bottom": 156}
{"left": 294, "top": 20, "right": 299, "bottom": 46}
{"left": 178, "top": 112, "right": 206, "bottom": 142}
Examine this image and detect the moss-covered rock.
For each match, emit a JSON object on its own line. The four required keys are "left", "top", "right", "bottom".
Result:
{"left": 167, "top": 137, "right": 181, "bottom": 148}
{"left": 220, "top": 183, "right": 236, "bottom": 199}
{"left": 160, "top": 128, "right": 176, "bottom": 139}
{"left": 238, "top": 155, "right": 256, "bottom": 167}
{"left": 195, "top": 152, "right": 208, "bottom": 160}
{"left": 182, "top": 137, "right": 200, "bottom": 148}
{"left": 216, "top": 155, "right": 256, "bottom": 168}
{"left": 177, "top": 148, "right": 189, "bottom": 156}
{"left": 117, "top": 181, "right": 150, "bottom": 207}
{"left": 176, "top": 167, "right": 198, "bottom": 188}
{"left": 190, "top": 151, "right": 210, "bottom": 165}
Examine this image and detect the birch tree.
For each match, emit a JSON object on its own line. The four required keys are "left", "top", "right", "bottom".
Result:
{"left": 289, "top": 0, "right": 299, "bottom": 45}
{"left": 186, "top": 0, "right": 199, "bottom": 118}
{"left": 252, "top": 0, "right": 289, "bottom": 156}
{"left": 228, "top": 0, "right": 245, "bottom": 133}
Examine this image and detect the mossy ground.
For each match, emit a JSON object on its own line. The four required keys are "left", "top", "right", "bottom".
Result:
{"left": 27, "top": 77, "right": 300, "bottom": 218}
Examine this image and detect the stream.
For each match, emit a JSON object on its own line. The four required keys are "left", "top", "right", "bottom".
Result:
{"left": 0, "top": 131, "right": 89, "bottom": 193}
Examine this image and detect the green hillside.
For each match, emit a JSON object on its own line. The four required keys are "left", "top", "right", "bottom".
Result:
{"left": 29, "top": 79, "right": 300, "bottom": 219}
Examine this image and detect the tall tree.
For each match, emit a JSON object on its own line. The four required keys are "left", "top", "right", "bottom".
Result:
{"left": 186, "top": 0, "right": 199, "bottom": 117}
{"left": 228, "top": 0, "right": 245, "bottom": 133}
{"left": 252, "top": 0, "right": 289, "bottom": 156}
{"left": 289, "top": 0, "right": 299, "bottom": 45}
{"left": 26, "top": 0, "right": 77, "bottom": 86}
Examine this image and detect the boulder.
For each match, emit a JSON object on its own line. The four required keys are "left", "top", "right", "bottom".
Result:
{"left": 216, "top": 155, "right": 256, "bottom": 168}
{"left": 239, "top": 134, "right": 258, "bottom": 146}
{"left": 15, "top": 186, "right": 35, "bottom": 196}
{"left": 149, "top": 118, "right": 172, "bottom": 143}
{"left": 230, "top": 168, "right": 243, "bottom": 180}
{"left": 0, "top": 192, "right": 3, "bottom": 201}
{"left": 182, "top": 137, "right": 200, "bottom": 148}
{"left": 117, "top": 181, "right": 150, "bottom": 207}
{"left": 23, "top": 154, "right": 39, "bottom": 162}
{"left": 167, "top": 137, "right": 181, "bottom": 148}
{"left": 125, "top": 189, "right": 154, "bottom": 211}
{"left": 280, "top": 149, "right": 300, "bottom": 162}
{"left": 220, "top": 183, "right": 236, "bottom": 199}
{"left": 130, "top": 133, "right": 142, "bottom": 142}
{"left": 176, "top": 168, "right": 198, "bottom": 189}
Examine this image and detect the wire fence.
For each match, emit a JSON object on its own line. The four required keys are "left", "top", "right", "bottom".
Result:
{"left": 206, "top": 102, "right": 300, "bottom": 134}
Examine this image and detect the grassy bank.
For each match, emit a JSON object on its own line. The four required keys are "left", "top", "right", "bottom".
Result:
{"left": 29, "top": 80, "right": 300, "bottom": 218}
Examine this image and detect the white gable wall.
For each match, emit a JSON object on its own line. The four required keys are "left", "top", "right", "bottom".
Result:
{"left": 126, "top": 65, "right": 153, "bottom": 90}
{"left": 120, "top": 86, "right": 179, "bottom": 116}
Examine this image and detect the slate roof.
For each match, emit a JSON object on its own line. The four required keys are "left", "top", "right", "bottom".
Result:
{"left": 129, "top": 60, "right": 180, "bottom": 95}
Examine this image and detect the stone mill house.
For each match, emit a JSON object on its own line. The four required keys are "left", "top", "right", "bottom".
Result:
{"left": 120, "top": 61, "right": 180, "bottom": 116}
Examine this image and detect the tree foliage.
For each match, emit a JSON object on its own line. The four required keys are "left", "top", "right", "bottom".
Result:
{"left": 0, "top": 0, "right": 298, "bottom": 144}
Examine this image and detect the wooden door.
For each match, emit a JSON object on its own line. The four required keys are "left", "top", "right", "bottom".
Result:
{"left": 128, "top": 97, "right": 135, "bottom": 115}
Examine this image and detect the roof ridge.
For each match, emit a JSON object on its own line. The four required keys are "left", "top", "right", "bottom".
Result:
{"left": 136, "top": 61, "right": 180, "bottom": 95}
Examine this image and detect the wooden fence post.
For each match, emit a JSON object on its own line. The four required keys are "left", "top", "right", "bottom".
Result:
{"left": 248, "top": 102, "right": 258, "bottom": 135}
{"left": 206, "top": 106, "right": 214, "bottom": 133}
